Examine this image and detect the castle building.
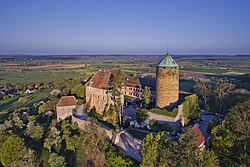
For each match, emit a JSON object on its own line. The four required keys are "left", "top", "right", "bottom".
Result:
{"left": 85, "top": 69, "right": 126, "bottom": 115}
{"left": 85, "top": 69, "right": 156, "bottom": 115}
{"left": 86, "top": 53, "right": 180, "bottom": 114}
{"left": 56, "top": 96, "right": 77, "bottom": 121}
{"left": 156, "top": 53, "right": 179, "bottom": 108}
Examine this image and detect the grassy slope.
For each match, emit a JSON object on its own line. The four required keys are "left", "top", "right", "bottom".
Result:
{"left": 0, "top": 90, "right": 50, "bottom": 111}
{"left": 0, "top": 70, "right": 83, "bottom": 84}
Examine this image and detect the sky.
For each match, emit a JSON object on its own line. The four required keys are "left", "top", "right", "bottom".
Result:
{"left": 0, "top": 0, "right": 250, "bottom": 55}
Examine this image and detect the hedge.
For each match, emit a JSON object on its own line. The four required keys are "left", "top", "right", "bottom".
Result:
{"left": 149, "top": 108, "right": 178, "bottom": 117}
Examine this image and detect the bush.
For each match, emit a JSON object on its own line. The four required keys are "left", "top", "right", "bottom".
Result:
{"left": 150, "top": 121, "right": 173, "bottom": 133}
{"left": 149, "top": 108, "right": 178, "bottom": 117}
{"left": 182, "top": 94, "right": 200, "bottom": 120}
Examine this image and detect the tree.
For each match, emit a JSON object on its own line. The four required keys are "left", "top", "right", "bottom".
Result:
{"left": 12, "top": 112, "right": 25, "bottom": 129}
{"left": 105, "top": 144, "right": 132, "bottom": 167}
{"left": 195, "top": 79, "right": 211, "bottom": 111}
{"left": 215, "top": 79, "right": 235, "bottom": 114}
{"left": 211, "top": 126, "right": 238, "bottom": 166}
{"left": 38, "top": 103, "right": 48, "bottom": 114}
{"left": 198, "top": 150, "right": 219, "bottom": 167}
{"left": 226, "top": 100, "right": 250, "bottom": 143}
{"left": 140, "top": 131, "right": 219, "bottom": 167}
{"left": 136, "top": 109, "right": 148, "bottom": 124}
{"left": 76, "top": 126, "right": 108, "bottom": 167}
{"left": 142, "top": 86, "right": 151, "bottom": 107}
{"left": 104, "top": 104, "right": 118, "bottom": 126}
{"left": 0, "top": 136, "right": 25, "bottom": 166}
{"left": 141, "top": 133, "right": 161, "bottom": 167}
{"left": 48, "top": 153, "right": 66, "bottom": 167}
{"left": 61, "top": 120, "right": 79, "bottom": 151}
{"left": 27, "top": 124, "right": 44, "bottom": 140}
{"left": 222, "top": 100, "right": 250, "bottom": 165}
{"left": 0, "top": 132, "right": 9, "bottom": 151}
{"left": 44, "top": 122, "right": 62, "bottom": 153}
{"left": 111, "top": 69, "right": 126, "bottom": 127}
{"left": 71, "top": 84, "right": 86, "bottom": 101}
{"left": 11, "top": 148, "right": 38, "bottom": 167}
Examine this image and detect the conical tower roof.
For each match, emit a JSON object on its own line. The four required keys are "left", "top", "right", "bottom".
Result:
{"left": 157, "top": 53, "right": 178, "bottom": 67}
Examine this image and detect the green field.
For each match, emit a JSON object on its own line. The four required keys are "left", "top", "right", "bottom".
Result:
{"left": 182, "top": 67, "right": 250, "bottom": 74}
{"left": 0, "top": 70, "right": 85, "bottom": 84}
{"left": 0, "top": 90, "right": 50, "bottom": 111}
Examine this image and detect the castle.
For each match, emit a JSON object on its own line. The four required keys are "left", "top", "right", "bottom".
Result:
{"left": 156, "top": 53, "right": 179, "bottom": 108}
{"left": 85, "top": 53, "right": 179, "bottom": 114}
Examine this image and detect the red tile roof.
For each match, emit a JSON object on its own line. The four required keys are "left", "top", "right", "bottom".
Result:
{"left": 57, "top": 96, "right": 77, "bottom": 107}
{"left": 27, "top": 88, "right": 34, "bottom": 91}
{"left": 127, "top": 77, "right": 141, "bottom": 88}
{"left": 191, "top": 125, "right": 205, "bottom": 147}
{"left": 86, "top": 69, "right": 127, "bottom": 89}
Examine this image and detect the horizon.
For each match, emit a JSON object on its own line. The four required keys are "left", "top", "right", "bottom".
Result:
{"left": 0, "top": 0, "right": 250, "bottom": 55}
{"left": 1, "top": 53, "right": 250, "bottom": 57}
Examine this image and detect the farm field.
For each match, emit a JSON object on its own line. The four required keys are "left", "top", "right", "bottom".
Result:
{"left": 0, "top": 55, "right": 249, "bottom": 85}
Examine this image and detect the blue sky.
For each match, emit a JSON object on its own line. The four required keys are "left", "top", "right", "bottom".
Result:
{"left": 0, "top": 0, "right": 250, "bottom": 55}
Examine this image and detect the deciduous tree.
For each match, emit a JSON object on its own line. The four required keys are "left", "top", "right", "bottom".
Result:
{"left": 215, "top": 79, "right": 235, "bottom": 113}
{"left": 0, "top": 136, "right": 25, "bottom": 166}
{"left": 48, "top": 153, "right": 66, "bottom": 167}
{"left": 195, "top": 79, "right": 211, "bottom": 111}
{"left": 71, "top": 84, "right": 86, "bottom": 101}
{"left": 141, "top": 133, "right": 161, "bottom": 167}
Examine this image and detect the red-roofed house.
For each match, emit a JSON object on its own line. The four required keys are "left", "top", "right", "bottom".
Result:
{"left": 25, "top": 88, "right": 34, "bottom": 94}
{"left": 189, "top": 125, "right": 206, "bottom": 149}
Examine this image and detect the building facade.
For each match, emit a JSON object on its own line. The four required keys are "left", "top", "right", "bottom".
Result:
{"left": 156, "top": 53, "right": 179, "bottom": 108}
{"left": 86, "top": 69, "right": 125, "bottom": 115}
{"left": 56, "top": 96, "right": 77, "bottom": 121}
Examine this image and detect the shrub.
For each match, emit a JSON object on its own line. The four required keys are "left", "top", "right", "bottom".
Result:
{"left": 149, "top": 108, "right": 178, "bottom": 117}
{"left": 182, "top": 94, "right": 200, "bottom": 120}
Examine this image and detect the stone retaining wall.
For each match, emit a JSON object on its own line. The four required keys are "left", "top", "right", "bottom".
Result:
{"left": 147, "top": 104, "right": 184, "bottom": 126}
{"left": 71, "top": 116, "right": 113, "bottom": 140}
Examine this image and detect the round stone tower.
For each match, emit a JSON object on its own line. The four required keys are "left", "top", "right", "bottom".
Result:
{"left": 155, "top": 53, "right": 179, "bottom": 108}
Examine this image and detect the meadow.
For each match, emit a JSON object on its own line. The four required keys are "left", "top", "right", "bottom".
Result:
{"left": 0, "top": 90, "right": 50, "bottom": 111}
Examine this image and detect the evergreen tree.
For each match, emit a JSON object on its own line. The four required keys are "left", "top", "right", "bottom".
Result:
{"left": 142, "top": 86, "right": 151, "bottom": 107}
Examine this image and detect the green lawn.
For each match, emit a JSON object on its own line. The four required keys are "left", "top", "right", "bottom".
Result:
{"left": 0, "top": 70, "right": 84, "bottom": 84}
{"left": 0, "top": 90, "right": 50, "bottom": 111}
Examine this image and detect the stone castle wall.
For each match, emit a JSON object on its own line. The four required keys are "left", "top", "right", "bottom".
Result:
{"left": 156, "top": 67, "right": 179, "bottom": 108}
{"left": 147, "top": 104, "right": 184, "bottom": 125}
{"left": 56, "top": 105, "right": 76, "bottom": 121}
{"left": 86, "top": 86, "right": 124, "bottom": 115}
{"left": 86, "top": 86, "right": 112, "bottom": 115}
{"left": 71, "top": 116, "right": 113, "bottom": 140}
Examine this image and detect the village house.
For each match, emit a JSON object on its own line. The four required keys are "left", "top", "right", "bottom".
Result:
{"left": 56, "top": 96, "right": 77, "bottom": 121}
{"left": 186, "top": 125, "right": 206, "bottom": 149}
{"left": 25, "top": 88, "right": 35, "bottom": 94}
